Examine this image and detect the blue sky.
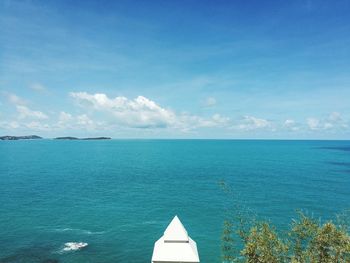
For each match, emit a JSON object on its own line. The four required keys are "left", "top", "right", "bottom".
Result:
{"left": 0, "top": 0, "right": 349, "bottom": 139}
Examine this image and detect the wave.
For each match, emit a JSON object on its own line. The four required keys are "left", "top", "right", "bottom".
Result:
{"left": 62, "top": 242, "right": 88, "bottom": 252}
{"left": 53, "top": 228, "right": 105, "bottom": 235}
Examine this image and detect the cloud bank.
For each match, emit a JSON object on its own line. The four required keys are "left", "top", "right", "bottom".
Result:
{"left": 70, "top": 92, "right": 176, "bottom": 128}
{"left": 69, "top": 92, "right": 229, "bottom": 131}
{"left": 0, "top": 91, "right": 348, "bottom": 138}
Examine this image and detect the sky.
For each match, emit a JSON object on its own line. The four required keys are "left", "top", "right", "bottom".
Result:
{"left": 0, "top": 0, "right": 350, "bottom": 139}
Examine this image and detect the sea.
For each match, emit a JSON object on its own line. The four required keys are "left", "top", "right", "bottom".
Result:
{"left": 0, "top": 140, "right": 349, "bottom": 263}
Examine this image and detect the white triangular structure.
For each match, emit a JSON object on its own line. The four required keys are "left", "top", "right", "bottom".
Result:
{"left": 151, "top": 216, "right": 200, "bottom": 263}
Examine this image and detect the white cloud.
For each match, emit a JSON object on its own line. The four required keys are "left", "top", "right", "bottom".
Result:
{"left": 5, "top": 92, "right": 27, "bottom": 105}
{"left": 77, "top": 114, "right": 94, "bottom": 127}
{"left": 307, "top": 118, "right": 320, "bottom": 130}
{"left": 236, "top": 115, "right": 271, "bottom": 131}
{"left": 307, "top": 112, "right": 348, "bottom": 131}
{"left": 30, "top": 83, "right": 47, "bottom": 92}
{"left": 284, "top": 119, "right": 295, "bottom": 126}
{"left": 55, "top": 111, "right": 102, "bottom": 131}
{"left": 70, "top": 92, "right": 177, "bottom": 128}
{"left": 324, "top": 122, "right": 333, "bottom": 129}
{"left": 56, "top": 111, "right": 73, "bottom": 129}
{"left": 0, "top": 121, "right": 20, "bottom": 129}
{"left": 59, "top": 111, "right": 73, "bottom": 123}
{"left": 212, "top": 114, "right": 230, "bottom": 124}
{"left": 177, "top": 113, "right": 230, "bottom": 131}
{"left": 328, "top": 112, "right": 341, "bottom": 122}
{"left": 25, "top": 121, "right": 50, "bottom": 130}
{"left": 70, "top": 92, "right": 232, "bottom": 131}
{"left": 16, "top": 105, "right": 48, "bottom": 120}
{"left": 1, "top": 111, "right": 100, "bottom": 132}
{"left": 284, "top": 119, "right": 300, "bottom": 131}
{"left": 10, "top": 91, "right": 347, "bottom": 137}
{"left": 0, "top": 120, "right": 50, "bottom": 131}
{"left": 327, "top": 112, "right": 348, "bottom": 128}
{"left": 4, "top": 92, "right": 49, "bottom": 121}
{"left": 204, "top": 97, "right": 217, "bottom": 107}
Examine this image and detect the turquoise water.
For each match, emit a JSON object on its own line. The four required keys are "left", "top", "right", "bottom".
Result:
{"left": 0, "top": 140, "right": 349, "bottom": 263}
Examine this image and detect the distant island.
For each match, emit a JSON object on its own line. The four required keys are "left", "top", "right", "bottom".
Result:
{"left": 54, "top": 137, "right": 111, "bottom": 140}
{"left": 55, "top": 136, "right": 79, "bottom": 140}
{"left": 0, "top": 135, "right": 111, "bottom": 140}
{"left": 0, "top": 135, "right": 42, "bottom": 140}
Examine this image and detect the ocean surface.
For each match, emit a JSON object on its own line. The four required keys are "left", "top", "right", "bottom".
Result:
{"left": 0, "top": 140, "right": 349, "bottom": 263}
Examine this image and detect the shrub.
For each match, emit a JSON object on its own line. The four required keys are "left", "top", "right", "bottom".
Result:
{"left": 219, "top": 182, "right": 350, "bottom": 262}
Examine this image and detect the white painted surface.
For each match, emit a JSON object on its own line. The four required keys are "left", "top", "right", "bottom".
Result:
{"left": 151, "top": 216, "right": 200, "bottom": 263}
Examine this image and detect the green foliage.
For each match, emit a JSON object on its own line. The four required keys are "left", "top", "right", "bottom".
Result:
{"left": 308, "top": 222, "right": 350, "bottom": 263}
{"left": 221, "top": 212, "right": 350, "bottom": 263}
{"left": 241, "top": 222, "right": 288, "bottom": 263}
{"left": 289, "top": 212, "right": 319, "bottom": 262}
{"left": 219, "top": 181, "right": 350, "bottom": 263}
{"left": 222, "top": 220, "right": 236, "bottom": 262}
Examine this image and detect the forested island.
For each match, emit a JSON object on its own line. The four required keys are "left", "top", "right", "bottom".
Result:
{"left": 0, "top": 135, "right": 42, "bottom": 140}
{"left": 0, "top": 135, "right": 111, "bottom": 140}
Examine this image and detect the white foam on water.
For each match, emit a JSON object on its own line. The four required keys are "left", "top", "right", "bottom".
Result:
{"left": 81, "top": 229, "right": 105, "bottom": 235}
{"left": 53, "top": 228, "right": 105, "bottom": 235}
{"left": 54, "top": 228, "right": 75, "bottom": 232}
{"left": 62, "top": 242, "right": 88, "bottom": 252}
